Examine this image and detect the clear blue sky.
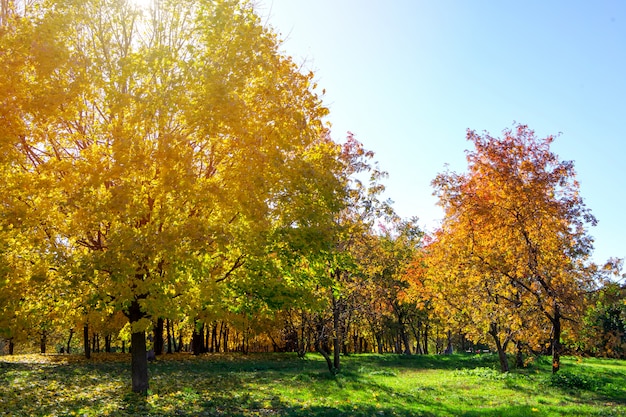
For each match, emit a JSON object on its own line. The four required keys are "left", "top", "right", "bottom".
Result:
{"left": 259, "top": 0, "right": 626, "bottom": 266}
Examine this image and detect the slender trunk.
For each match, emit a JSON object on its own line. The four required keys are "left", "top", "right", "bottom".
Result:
{"left": 314, "top": 316, "right": 337, "bottom": 375}
{"left": 401, "top": 326, "right": 412, "bottom": 355}
{"left": 154, "top": 318, "right": 164, "bottom": 356}
{"left": 105, "top": 335, "right": 112, "bottom": 353}
{"left": 166, "top": 319, "right": 173, "bottom": 354}
{"left": 515, "top": 341, "right": 524, "bottom": 368}
{"left": 423, "top": 323, "right": 429, "bottom": 355}
{"left": 8, "top": 338, "right": 14, "bottom": 355}
{"left": 177, "top": 331, "right": 182, "bottom": 352}
{"left": 211, "top": 322, "right": 218, "bottom": 353}
{"left": 375, "top": 331, "right": 383, "bottom": 354}
{"left": 83, "top": 324, "right": 90, "bottom": 359}
{"left": 40, "top": 331, "right": 46, "bottom": 354}
{"left": 127, "top": 299, "right": 149, "bottom": 394}
{"left": 410, "top": 319, "right": 422, "bottom": 355}
{"left": 552, "top": 303, "right": 561, "bottom": 374}
{"left": 297, "top": 311, "right": 308, "bottom": 358}
{"left": 192, "top": 320, "right": 203, "bottom": 356}
{"left": 444, "top": 330, "right": 452, "bottom": 354}
{"left": 332, "top": 294, "right": 341, "bottom": 372}
{"left": 222, "top": 324, "right": 228, "bottom": 353}
{"left": 489, "top": 323, "right": 509, "bottom": 372}
{"left": 66, "top": 329, "right": 74, "bottom": 354}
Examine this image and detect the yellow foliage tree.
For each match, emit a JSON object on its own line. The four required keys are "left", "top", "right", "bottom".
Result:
{"left": 1, "top": 0, "right": 342, "bottom": 393}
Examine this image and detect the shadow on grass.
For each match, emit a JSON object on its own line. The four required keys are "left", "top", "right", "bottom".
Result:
{"left": 3, "top": 353, "right": 625, "bottom": 416}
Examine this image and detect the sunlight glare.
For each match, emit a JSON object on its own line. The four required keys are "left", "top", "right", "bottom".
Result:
{"left": 128, "top": 0, "right": 155, "bottom": 11}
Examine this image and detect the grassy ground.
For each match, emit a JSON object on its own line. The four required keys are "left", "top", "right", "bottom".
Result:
{"left": 1, "top": 352, "right": 624, "bottom": 416}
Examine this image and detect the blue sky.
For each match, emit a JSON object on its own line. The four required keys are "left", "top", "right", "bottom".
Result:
{"left": 259, "top": 0, "right": 626, "bottom": 266}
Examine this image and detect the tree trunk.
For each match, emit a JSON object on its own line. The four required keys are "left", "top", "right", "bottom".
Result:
{"left": 131, "top": 330, "right": 149, "bottom": 394}
{"left": 297, "top": 311, "right": 308, "bottom": 358}
{"left": 489, "top": 323, "right": 509, "bottom": 372}
{"left": 410, "top": 319, "right": 422, "bottom": 354}
{"left": 166, "top": 319, "right": 173, "bottom": 354}
{"left": 105, "top": 335, "right": 112, "bottom": 353}
{"left": 127, "top": 299, "right": 149, "bottom": 394}
{"left": 192, "top": 320, "right": 204, "bottom": 356}
{"left": 40, "top": 331, "right": 46, "bottom": 354}
{"left": 177, "top": 331, "right": 183, "bottom": 352}
{"left": 314, "top": 316, "right": 338, "bottom": 375}
{"left": 373, "top": 328, "right": 383, "bottom": 354}
{"left": 515, "top": 341, "right": 524, "bottom": 368}
{"left": 66, "top": 329, "right": 74, "bottom": 354}
{"left": 8, "top": 338, "right": 14, "bottom": 355}
{"left": 423, "top": 323, "right": 429, "bottom": 355}
{"left": 552, "top": 303, "right": 561, "bottom": 374}
{"left": 400, "top": 325, "right": 412, "bottom": 355}
{"left": 154, "top": 318, "right": 164, "bottom": 356}
{"left": 83, "top": 324, "right": 90, "bottom": 359}
{"left": 211, "top": 322, "right": 219, "bottom": 353}
{"left": 222, "top": 323, "right": 228, "bottom": 353}
{"left": 332, "top": 294, "right": 341, "bottom": 372}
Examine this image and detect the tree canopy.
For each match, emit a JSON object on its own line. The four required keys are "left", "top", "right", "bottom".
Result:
{"left": 0, "top": 0, "right": 347, "bottom": 393}
{"left": 423, "top": 125, "right": 598, "bottom": 372}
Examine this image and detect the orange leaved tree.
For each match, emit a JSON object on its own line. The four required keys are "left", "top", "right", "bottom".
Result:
{"left": 427, "top": 124, "right": 597, "bottom": 373}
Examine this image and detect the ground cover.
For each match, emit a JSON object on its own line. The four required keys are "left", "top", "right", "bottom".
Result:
{"left": 1, "top": 352, "right": 624, "bottom": 416}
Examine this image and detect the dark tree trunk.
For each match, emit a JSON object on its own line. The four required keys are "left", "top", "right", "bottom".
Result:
{"left": 211, "top": 322, "right": 219, "bottom": 353}
{"left": 127, "top": 299, "right": 149, "bottom": 394}
{"left": 222, "top": 324, "right": 228, "bottom": 352}
{"left": 83, "top": 324, "right": 90, "bottom": 359}
{"left": 400, "top": 325, "right": 412, "bottom": 355}
{"left": 375, "top": 331, "right": 383, "bottom": 354}
{"left": 332, "top": 294, "right": 341, "bottom": 372}
{"left": 410, "top": 319, "right": 422, "bottom": 354}
{"left": 131, "top": 330, "right": 149, "bottom": 394}
{"left": 8, "top": 338, "right": 14, "bottom": 355}
{"left": 192, "top": 320, "right": 204, "bottom": 356}
{"left": 153, "top": 318, "right": 164, "bottom": 356}
{"left": 297, "top": 311, "right": 309, "bottom": 358}
{"left": 122, "top": 340, "right": 126, "bottom": 354}
{"left": 489, "top": 323, "right": 509, "bottom": 373}
{"left": 552, "top": 304, "right": 561, "bottom": 374}
{"left": 423, "top": 323, "right": 429, "bottom": 355}
{"left": 515, "top": 341, "right": 524, "bottom": 368}
{"left": 314, "top": 316, "right": 338, "bottom": 375}
{"left": 40, "top": 331, "right": 46, "bottom": 354}
{"left": 166, "top": 319, "right": 173, "bottom": 354}
{"left": 105, "top": 335, "right": 112, "bottom": 353}
{"left": 66, "top": 329, "right": 74, "bottom": 354}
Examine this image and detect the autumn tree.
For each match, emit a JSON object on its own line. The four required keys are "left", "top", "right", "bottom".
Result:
{"left": 427, "top": 124, "right": 597, "bottom": 373}
{"left": 2, "top": 0, "right": 342, "bottom": 393}
{"left": 305, "top": 134, "right": 395, "bottom": 373}
{"left": 351, "top": 217, "right": 424, "bottom": 355}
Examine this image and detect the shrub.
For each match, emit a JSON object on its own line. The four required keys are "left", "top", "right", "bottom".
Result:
{"left": 548, "top": 371, "right": 598, "bottom": 390}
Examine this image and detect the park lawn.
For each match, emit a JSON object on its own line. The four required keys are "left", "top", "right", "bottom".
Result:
{"left": 1, "top": 352, "right": 624, "bottom": 416}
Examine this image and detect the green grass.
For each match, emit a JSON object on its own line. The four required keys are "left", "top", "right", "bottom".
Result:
{"left": 1, "top": 352, "right": 624, "bottom": 416}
